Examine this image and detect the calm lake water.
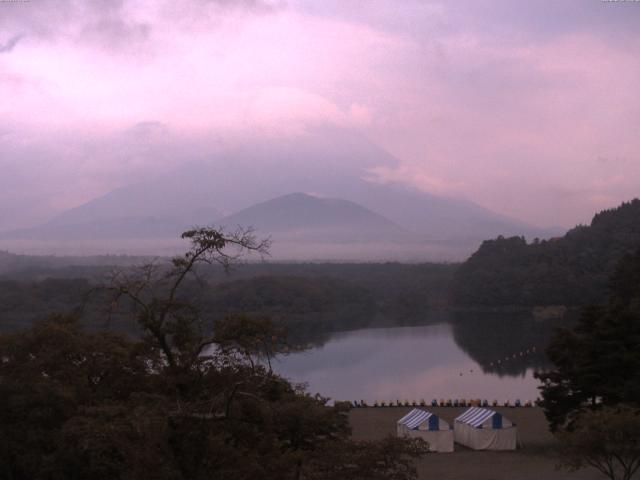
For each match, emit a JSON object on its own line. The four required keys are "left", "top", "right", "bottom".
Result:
{"left": 274, "top": 322, "right": 548, "bottom": 404}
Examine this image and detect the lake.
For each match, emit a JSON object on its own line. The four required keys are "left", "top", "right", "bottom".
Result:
{"left": 274, "top": 319, "right": 553, "bottom": 404}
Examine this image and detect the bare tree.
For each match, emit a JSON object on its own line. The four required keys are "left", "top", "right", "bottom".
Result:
{"left": 213, "top": 314, "right": 292, "bottom": 374}
{"left": 108, "top": 226, "right": 270, "bottom": 369}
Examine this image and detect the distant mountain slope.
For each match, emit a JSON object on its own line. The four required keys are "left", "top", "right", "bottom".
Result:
{"left": 329, "top": 180, "right": 560, "bottom": 243}
{"left": 0, "top": 183, "right": 223, "bottom": 242}
{"left": 219, "top": 193, "right": 408, "bottom": 243}
{"left": 1, "top": 216, "right": 188, "bottom": 241}
{"left": 0, "top": 127, "right": 557, "bottom": 259}
{"left": 37, "top": 128, "right": 551, "bottom": 245}
{"left": 452, "top": 199, "right": 640, "bottom": 307}
{"left": 47, "top": 184, "right": 223, "bottom": 228}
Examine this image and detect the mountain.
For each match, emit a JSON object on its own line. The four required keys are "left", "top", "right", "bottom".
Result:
{"left": 0, "top": 183, "right": 223, "bottom": 243}
{"left": 321, "top": 180, "right": 559, "bottom": 243}
{"left": 45, "top": 183, "right": 223, "bottom": 230}
{"left": 216, "top": 193, "right": 428, "bottom": 261}
{"left": 219, "top": 193, "right": 408, "bottom": 243}
{"left": 451, "top": 199, "right": 640, "bottom": 307}
{"left": 0, "top": 127, "right": 557, "bottom": 259}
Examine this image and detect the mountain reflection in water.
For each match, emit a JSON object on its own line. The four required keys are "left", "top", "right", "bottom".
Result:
{"left": 275, "top": 316, "right": 563, "bottom": 404}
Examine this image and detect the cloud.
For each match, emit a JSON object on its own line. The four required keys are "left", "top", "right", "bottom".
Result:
{"left": 0, "top": 34, "right": 23, "bottom": 53}
{"left": 0, "top": 0, "right": 639, "bottom": 229}
{"left": 245, "top": 88, "right": 374, "bottom": 135}
{"left": 364, "top": 164, "right": 465, "bottom": 196}
{"left": 0, "top": 1, "right": 403, "bottom": 131}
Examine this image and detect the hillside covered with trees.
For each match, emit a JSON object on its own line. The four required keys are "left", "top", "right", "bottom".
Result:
{"left": 452, "top": 199, "right": 640, "bottom": 307}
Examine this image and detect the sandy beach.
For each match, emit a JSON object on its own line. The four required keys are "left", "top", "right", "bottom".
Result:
{"left": 349, "top": 406, "right": 606, "bottom": 480}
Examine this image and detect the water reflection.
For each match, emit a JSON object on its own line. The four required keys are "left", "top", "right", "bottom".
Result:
{"left": 274, "top": 322, "right": 548, "bottom": 404}
{"left": 451, "top": 311, "right": 559, "bottom": 377}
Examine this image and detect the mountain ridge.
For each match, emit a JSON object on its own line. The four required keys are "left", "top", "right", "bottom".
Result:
{"left": 218, "top": 192, "right": 408, "bottom": 242}
{"left": 0, "top": 128, "right": 561, "bottom": 259}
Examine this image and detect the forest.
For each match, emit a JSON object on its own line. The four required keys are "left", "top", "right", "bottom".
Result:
{"left": 452, "top": 199, "right": 640, "bottom": 307}
{"left": 0, "top": 229, "right": 430, "bottom": 479}
{"left": 0, "top": 255, "right": 456, "bottom": 343}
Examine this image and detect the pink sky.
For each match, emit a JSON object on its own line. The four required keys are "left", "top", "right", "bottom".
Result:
{"left": 1, "top": 0, "right": 639, "bottom": 229}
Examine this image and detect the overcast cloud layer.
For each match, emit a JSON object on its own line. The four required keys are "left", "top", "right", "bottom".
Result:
{"left": 1, "top": 0, "right": 639, "bottom": 230}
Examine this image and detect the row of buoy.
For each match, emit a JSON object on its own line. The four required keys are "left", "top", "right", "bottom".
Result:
{"left": 352, "top": 398, "right": 535, "bottom": 408}
{"left": 488, "top": 346, "right": 538, "bottom": 368}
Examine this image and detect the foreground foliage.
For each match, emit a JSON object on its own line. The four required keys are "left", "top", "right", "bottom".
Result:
{"left": 531, "top": 245, "right": 640, "bottom": 480}
{"left": 557, "top": 406, "right": 640, "bottom": 480}
{"left": 0, "top": 228, "right": 428, "bottom": 479}
{"left": 536, "top": 247, "right": 640, "bottom": 430}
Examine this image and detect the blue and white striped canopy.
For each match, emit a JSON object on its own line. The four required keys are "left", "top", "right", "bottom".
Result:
{"left": 455, "top": 407, "right": 502, "bottom": 428}
{"left": 397, "top": 409, "right": 438, "bottom": 430}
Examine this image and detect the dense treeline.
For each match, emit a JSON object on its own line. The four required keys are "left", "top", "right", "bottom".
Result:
{"left": 452, "top": 199, "right": 640, "bottom": 307}
{"left": 0, "top": 250, "right": 145, "bottom": 277}
{"left": 189, "top": 262, "right": 456, "bottom": 317}
{"left": 203, "top": 276, "right": 375, "bottom": 343}
{"left": 0, "top": 278, "right": 93, "bottom": 332}
{"left": 0, "top": 263, "right": 456, "bottom": 339}
{"left": 206, "top": 276, "right": 374, "bottom": 318}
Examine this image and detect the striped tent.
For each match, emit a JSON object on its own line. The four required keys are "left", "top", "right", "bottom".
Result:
{"left": 454, "top": 407, "right": 517, "bottom": 450}
{"left": 397, "top": 409, "right": 453, "bottom": 453}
